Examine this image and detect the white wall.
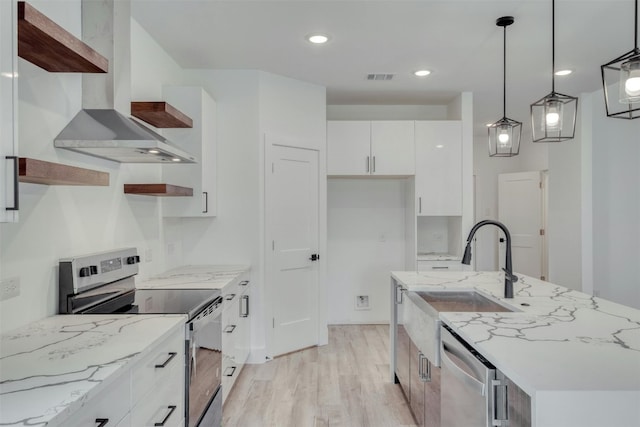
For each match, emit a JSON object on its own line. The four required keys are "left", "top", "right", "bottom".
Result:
{"left": 547, "top": 105, "right": 583, "bottom": 291}
{"left": 0, "top": 2, "right": 174, "bottom": 333}
{"left": 327, "top": 179, "right": 407, "bottom": 324}
{"left": 327, "top": 104, "right": 448, "bottom": 120}
{"left": 588, "top": 91, "right": 640, "bottom": 308}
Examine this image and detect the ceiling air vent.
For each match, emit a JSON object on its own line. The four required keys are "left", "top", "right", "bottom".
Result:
{"left": 367, "top": 73, "right": 394, "bottom": 81}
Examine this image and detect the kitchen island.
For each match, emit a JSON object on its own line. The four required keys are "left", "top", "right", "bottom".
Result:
{"left": 391, "top": 271, "right": 640, "bottom": 427}
{"left": 0, "top": 314, "right": 186, "bottom": 427}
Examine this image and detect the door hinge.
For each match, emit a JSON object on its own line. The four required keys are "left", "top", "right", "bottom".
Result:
{"left": 540, "top": 229, "right": 545, "bottom": 236}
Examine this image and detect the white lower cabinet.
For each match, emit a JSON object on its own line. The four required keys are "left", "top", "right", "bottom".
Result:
{"left": 131, "top": 368, "right": 183, "bottom": 427}
{"left": 221, "top": 274, "right": 251, "bottom": 403}
{"left": 66, "top": 373, "right": 131, "bottom": 427}
{"left": 65, "top": 323, "right": 185, "bottom": 427}
{"left": 417, "top": 260, "right": 468, "bottom": 272}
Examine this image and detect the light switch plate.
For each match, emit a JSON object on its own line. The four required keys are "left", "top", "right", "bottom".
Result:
{"left": 0, "top": 277, "right": 20, "bottom": 301}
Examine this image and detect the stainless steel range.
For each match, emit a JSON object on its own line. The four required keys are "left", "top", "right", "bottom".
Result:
{"left": 58, "top": 248, "right": 222, "bottom": 427}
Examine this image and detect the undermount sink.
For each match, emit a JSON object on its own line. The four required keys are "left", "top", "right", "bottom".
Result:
{"left": 415, "top": 290, "right": 514, "bottom": 313}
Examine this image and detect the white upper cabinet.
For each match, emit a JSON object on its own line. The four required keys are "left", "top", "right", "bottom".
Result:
{"left": 1, "top": 0, "right": 18, "bottom": 223}
{"left": 162, "top": 86, "right": 217, "bottom": 217}
{"left": 327, "top": 121, "right": 371, "bottom": 175}
{"left": 327, "top": 120, "right": 415, "bottom": 176}
{"left": 370, "top": 121, "right": 415, "bottom": 175}
{"left": 415, "top": 121, "right": 462, "bottom": 216}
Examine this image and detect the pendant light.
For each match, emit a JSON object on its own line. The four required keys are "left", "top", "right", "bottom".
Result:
{"left": 489, "top": 16, "right": 522, "bottom": 157}
{"left": 531, "top": 0, "right": 578, "bottom": 142}
{"left": 601, "top": 0, "right": 640, "bottom": 119}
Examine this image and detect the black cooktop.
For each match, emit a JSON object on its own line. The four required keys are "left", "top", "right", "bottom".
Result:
{"left": 133, "top": 288, "right": 220, "bottom": 318}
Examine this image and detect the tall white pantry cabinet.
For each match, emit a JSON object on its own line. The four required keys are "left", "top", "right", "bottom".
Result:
{"left": 1, "top": 0, "right": 18, "bottom": 223}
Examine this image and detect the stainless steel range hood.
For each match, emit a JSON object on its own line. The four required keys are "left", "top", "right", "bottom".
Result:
{"left": 54, "top": 0, "right": 197, "bottom": 164}
{"left": 55, "top": 110, "right": 196, "bottom": 163}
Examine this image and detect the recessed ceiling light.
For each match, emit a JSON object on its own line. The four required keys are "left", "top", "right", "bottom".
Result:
{"left": 307, "top": 34, "right": 329, "bottom": 44}
{"left": 555, "top": 69, "right": 572, "bottom": 76}
{"left": 414, "top": 70, "right": 431, "bottom": 77}
{"left": 148, "top": 149, "right": 159, "bottom": 154}
{"left": 486, "top": 123, "right": 493, "bottom": 127}
{"left": 435, "top": 144, "right": 444, "bottom": 149}
{"left": 172, "top": 158, "right": 181, "bottom": 162}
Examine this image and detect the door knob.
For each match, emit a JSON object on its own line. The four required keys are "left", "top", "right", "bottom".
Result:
{"left": 309, "top": 254, "right": 320, "bottom": 261}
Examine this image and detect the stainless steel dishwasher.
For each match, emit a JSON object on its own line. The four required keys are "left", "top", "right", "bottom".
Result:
{"left": 440, "top": 324, "right": 508, "bottom": 427}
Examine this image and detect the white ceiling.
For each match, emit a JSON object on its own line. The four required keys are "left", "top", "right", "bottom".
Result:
{"left": 131, "top": 0, "right": 636, "bottom": 137}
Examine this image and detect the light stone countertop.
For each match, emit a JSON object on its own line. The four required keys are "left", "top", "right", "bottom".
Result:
{"left": 391, "top": 270, "right": 640, "bottom": 427}
{"left": 136, "top": 265, "right": 250, "bottom": 290}
{"left": 0, "top": 314, "right": 186, "bottom": 427}
{"left": 416, "top": 253, "right": 461, "bottom": 261}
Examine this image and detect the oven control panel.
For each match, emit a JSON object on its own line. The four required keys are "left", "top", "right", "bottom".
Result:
{"left": 58, "top": 248, "right": 140, "bottom": 313}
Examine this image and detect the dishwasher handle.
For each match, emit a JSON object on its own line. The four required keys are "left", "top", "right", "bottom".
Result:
{"left": 440, "top": 330, "right": 487, "bottom": 396}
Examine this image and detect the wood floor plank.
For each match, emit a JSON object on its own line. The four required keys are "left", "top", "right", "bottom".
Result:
{"left": 223, "top": 325, "right": 416, "bottom": 427}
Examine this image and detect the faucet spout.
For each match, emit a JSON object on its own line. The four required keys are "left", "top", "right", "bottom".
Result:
{"left": 461, "top": 220, "right": 518, "bottom": 298}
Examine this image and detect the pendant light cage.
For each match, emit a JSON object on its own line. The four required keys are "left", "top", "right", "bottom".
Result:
{"left": 488, "top": 117, "right": 522, "bottom": 157}
{"left": 601, "top": 0, "right": 640, "bottom": 119}
{"left": 531, "top": 92, "right": 578, "bottom": 142}
{"left": 531, "top": 0, "right": 578, "bottom": 142}
{"left": 601, "top": 48, "right": 640, "bottom": 119}
{"left": 489, "top": 16, "right": 521, "bottom": 157}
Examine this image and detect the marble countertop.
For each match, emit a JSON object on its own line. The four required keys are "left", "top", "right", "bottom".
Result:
{"left": 416, "top": 253, "right": 461, "bottom": 261}
{"left": 136, "top": 265, "right": 250, "bottom": 290}
{"left": 391, "top": 270, "right": 640, "bottom": 426}
{"left": 0, "top": 314, "right": 186, "bottom": 427}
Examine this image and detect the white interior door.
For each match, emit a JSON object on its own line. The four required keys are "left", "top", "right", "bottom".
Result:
{"left": 498, "top": 171, "right": 544, "bottom": 279}
{"left": 266, "top": 142, "right": 319, "bottom": 357}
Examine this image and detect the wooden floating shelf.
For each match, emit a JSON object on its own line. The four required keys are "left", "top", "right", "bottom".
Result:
{"left": 124, "top": 184, "right": 193, "bottom": 197}
{"left": 131, "top": 102, "right": 193, "bottom": 128}
{"left": 17, "top": 1, "right": 108, "bottom": 73}
{"left": 19, "top": 157, "right": 109, "bottom": 186}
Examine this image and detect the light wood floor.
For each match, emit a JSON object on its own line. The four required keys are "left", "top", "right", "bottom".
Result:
{"left": 222, "top": 325, "right": 417, "bottom": 427}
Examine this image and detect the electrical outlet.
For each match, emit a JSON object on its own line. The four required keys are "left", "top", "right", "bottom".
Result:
{"left": 0, "top": 277, "right": 20, "bottom": 301}
{"left": 355, "top": 295, "right": 370, "bottom": 310}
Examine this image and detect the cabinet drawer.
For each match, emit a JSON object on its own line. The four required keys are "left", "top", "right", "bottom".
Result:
{"left": 131, "top": 328, "right": 185, "bottom": 404}
{"left": 221, "top": 353, "right": 238, "bottom": 402}
{"left": 417, "top": 260, "right": 466, "bottom": 271}
{"left": 66, "top": 370, "right": 131, "bottom": 427}
{"left": 131, "top": 369, "right": 184, "bottom": 427}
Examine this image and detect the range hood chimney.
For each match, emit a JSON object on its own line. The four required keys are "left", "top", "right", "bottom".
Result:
{"left": 54, "top": 0, "right": 196, "bottom": 164}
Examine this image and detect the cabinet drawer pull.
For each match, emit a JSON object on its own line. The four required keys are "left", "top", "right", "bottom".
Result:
{"left": 239, "top": 280, "right": 249, "bottom": 286}
{"left": 432, "top": 266, "right": 449, "bottom": 270}
{"left": 240, "top": 295, "right": 249, "bottom": 318}
{"left": 366, "top": 156, "right": 370, "bottom": 173}
{"left": 155, "top": 352, "right": 177, "bottom": 368}
{"left": 224, "top": 366, "right": 236, "bottom": 377}
{"left": 224, "top": 324, "right": 236, "bottom": 333}
{"left": 225, "top": 293, "right": 236, "bottom": 301}
{"left": 154, "top": 405, "right": 176, "bottom": 426}
{"left": 419, "top": 197, "right": 422, "bottom": 214}
{"left": 95, "top": 419, "right": 109, "bottom": 427}
{"left": 372, "top": 156, "right": 376, "bottom": 172}
{"left": 5, "top": 156, "right": 18, "bottom": 211}
{"left": 202, "top": 191, "right": 208, "bottom": 214}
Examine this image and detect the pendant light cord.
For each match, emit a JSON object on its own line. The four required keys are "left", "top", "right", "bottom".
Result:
{"left": 552, "top": 0, "right": 556, "bottom": 93}
{"left": 503, "top": 24, "right": 507, "bottom": 118}
{"left": 635, "top": 0, "right": 638, "bottom": 50}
